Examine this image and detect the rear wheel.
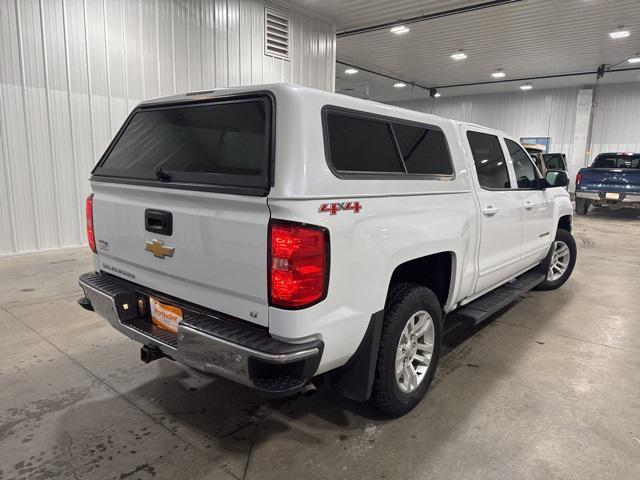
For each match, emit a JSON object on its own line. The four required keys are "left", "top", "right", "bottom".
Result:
{"left": 575, "top": 198, "right": 589, "bottom": 215}
{"left": 534, "top": 228, "right": 577, "bottom": 291}
{"left": 371, "top": 283, "right": 442, "bottom": 417}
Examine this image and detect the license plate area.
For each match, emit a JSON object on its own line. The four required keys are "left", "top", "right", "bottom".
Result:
{"left": 605, "top": 192, "right": 620, "bottom": 200}
{"left": 150, "top": 297, "right": 183, "bottom": 334}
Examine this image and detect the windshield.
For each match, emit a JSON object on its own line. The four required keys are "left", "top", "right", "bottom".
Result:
{"left": 591, "top": 154, "right": 640, "bottom": 169}
{"left": 94, "top": 96, "right": 272, "bottom": 191}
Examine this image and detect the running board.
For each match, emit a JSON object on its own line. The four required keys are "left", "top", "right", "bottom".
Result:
{"left": 449, "top": 271, "right": 545, "bottom": 325}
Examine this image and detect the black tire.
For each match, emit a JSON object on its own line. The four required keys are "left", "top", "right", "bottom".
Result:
{"left": 533, "top": 228, "right": 577, "bottom": 291}
{"left": 371, "top": 283, "right": 442, "bottom": 417}
{"left": 575, "top": 198, "right": 589, "bottom": 215}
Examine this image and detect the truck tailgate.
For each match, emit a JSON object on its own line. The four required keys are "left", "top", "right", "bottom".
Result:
{"left": 92, "top": 181, "right": 270, "bottom": 326}
{"left": 580, "top": 151, "right": 640, "bottom": 193}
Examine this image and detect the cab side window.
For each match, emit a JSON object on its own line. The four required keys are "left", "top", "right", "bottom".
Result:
{"left": 466, "top": 131, "right": 511, "bottom": 189}
{"left": 505, "top": 139, "right": 538, "bottom": 188}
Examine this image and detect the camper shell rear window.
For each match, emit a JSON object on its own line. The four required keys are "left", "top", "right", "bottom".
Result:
{"left": 92, "top": 94, "right": 273, "bottom": 195}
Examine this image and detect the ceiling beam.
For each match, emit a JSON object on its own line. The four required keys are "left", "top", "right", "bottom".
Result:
{"left": 434, "top": 66, "right": 640, "bottom": 89}
{"left": 336, "top": 60, "right": 640, "bottom": 94}
{"left": 336, "top": 60, "right": 431, "bottom": 91}
{"left": 336, "top": 0, "right": 525, "bottom": 38}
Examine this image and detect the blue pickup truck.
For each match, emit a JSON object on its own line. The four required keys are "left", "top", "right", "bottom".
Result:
{"left": 575, "top": 152, "right": 640, "bottom": 215}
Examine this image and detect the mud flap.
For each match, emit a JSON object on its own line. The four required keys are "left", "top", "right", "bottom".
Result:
{"left": 330, "top": 310, "right": 384, "bottom": 402}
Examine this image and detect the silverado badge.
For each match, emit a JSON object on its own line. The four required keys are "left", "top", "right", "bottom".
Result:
{"left": 144, "top": 239, "right": 175, "bottom": 259}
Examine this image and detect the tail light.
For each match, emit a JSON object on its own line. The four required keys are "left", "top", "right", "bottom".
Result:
{"left": 86, "top": 194, "right": 96, "bottom": 253}
{"left": 269, "top": 221, "right": 329, "bottom": 309}
{"left": 575, "top": 170, "right": 582, "bottom": 189}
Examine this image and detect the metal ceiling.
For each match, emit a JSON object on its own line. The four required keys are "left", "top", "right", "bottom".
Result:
{"left": 289, "top": 0, "right": 640, "bottom": 101}
{"left": 335, "top": 65, "right": 640, "bottom": 102}
{"left": 287, "top": 0, "right": 487, "bottom": 31}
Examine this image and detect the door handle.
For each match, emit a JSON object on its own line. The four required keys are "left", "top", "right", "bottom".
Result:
{"left": 524, "top": 201, "right": 534, "bottom": 210}
{"left": 482, "top": 205, "right": 499, "bottom": 216}
{"left": 145, "top": 209, "right": 173, "bottom": 236}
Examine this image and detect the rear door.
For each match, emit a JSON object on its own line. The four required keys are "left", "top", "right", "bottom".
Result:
{"left": 503, "top": 137, "right": 554, "bottom": 266}
{"left": 463, "top": 128, "right": 523, "bottom": 294}
{"left": 90, "top": 95, "right": 273, "bottom": 326}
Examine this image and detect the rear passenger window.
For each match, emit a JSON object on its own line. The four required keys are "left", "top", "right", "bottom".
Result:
{"left": 467, "top": 131, "right": 511, "bottom": 189}
{"left": 326, "top": 113, "right": 404, "bottom": 173}
{"left": 391, "top": 123, "right": 453, "bottom": 175}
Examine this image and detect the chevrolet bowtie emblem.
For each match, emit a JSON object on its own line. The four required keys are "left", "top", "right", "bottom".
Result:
{"left": 144, "top": 239, "right": 175, "bottom": 259}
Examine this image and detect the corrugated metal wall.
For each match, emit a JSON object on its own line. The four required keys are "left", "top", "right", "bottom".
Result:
{"left": 394, "top": 87, "right": 579, "bottom": 158}
{"left": 0, "top": 0, "right": 335, "bottom": 255}
{"left": 591, "top": 82, "right": 640, "bottom": 157}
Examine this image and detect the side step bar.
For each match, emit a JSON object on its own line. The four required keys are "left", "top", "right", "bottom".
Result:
{"left": 449, "top": 271, "right": 545, "bottom": 325}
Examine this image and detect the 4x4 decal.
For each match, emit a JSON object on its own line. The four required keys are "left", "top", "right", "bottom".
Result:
{"left": 318, "top": 201, "right": 362, "bottom": 215}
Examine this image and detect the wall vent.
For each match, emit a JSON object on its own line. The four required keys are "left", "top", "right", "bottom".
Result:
{"left": 264, "top": 7, "right": 290, "bottom": 60}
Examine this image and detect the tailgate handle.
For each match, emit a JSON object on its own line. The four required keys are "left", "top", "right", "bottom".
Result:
{"left": 145, "top": 209, "right": 173, "bottom": 236}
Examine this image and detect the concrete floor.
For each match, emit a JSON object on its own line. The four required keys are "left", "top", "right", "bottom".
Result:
{"left": 1, "top": 209, "right": 640, "bottom": 480}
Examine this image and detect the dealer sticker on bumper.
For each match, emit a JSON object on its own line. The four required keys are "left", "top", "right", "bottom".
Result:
{"left": 150, "top": 297, "right": 183, "bottom": 333}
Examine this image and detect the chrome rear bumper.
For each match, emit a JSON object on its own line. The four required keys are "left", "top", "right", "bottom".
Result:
{"left": 576, "top": 191, "right": 640, "bottom": 203}
{"left": 79, "top": 272, "right": 322, "bottom": 394}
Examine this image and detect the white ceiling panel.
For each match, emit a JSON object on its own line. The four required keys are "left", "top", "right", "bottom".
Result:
{"left": 335, "top": 64, "right": 640, "bottom": 102}
{"left": 291, "top": 0, "right": 640, "bottom": 100}
{"left": 286, "top": 0, "right": 484, "bottom": 31}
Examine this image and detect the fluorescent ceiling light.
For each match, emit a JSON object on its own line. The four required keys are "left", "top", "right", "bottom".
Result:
{"left": 394, "top": 82, "right": 407, "bottom": 88}
{"left": 451, "top": 49, "right": 468, "bottom": 60}
{"left": 520, "top": 83, "right": 533, "bottom": 91}
{"left": 609, "top": 27, "right": 630, "bottom": 39}
{"left": 434, "top": 92, "right": 441, "bottom": 98}
{"left": 491, "top": 69, "right": 506, "bottom": 78}
{"left": 344, "top": 68, "right": 358, "bottom": 74}
{"left": 390, "top": 25, "right": 410, "bottom": 34}
{"left": 628, "top": 54, "right": 640, "bottom": 64}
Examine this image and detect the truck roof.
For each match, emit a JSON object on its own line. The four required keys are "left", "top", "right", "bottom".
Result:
{"left": 137, "top": 83, "right": 463, "bottom": 128}
{"left": 136, "top": 83, "right": 514, "bottom": 144}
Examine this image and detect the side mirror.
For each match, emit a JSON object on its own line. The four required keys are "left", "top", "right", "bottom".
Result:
{"left": 544, "top": 169, "right": 569, "bottom": 188}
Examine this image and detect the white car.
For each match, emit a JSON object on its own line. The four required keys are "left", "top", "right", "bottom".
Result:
{"left": 78, "top": 84, "right": 575, "bottom": 417}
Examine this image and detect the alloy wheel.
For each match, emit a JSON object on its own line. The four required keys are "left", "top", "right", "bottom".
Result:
{"left": 547, "top": 240, "right": 570, "bottom": 281}
{"left": 395, "top": 310, "right": 435, "bottom": 393}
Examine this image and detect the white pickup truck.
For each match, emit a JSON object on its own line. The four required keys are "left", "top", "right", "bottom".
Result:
{"left": 78, "top": 84, "right": 576, "bottom": 417}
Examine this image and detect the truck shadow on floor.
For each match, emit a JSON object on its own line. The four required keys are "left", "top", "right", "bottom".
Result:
{"left": 48, "top": 297, "right": 557, "bottom": 480}
{"left": 50, "top": 302, "right": 532, "bottom": 477}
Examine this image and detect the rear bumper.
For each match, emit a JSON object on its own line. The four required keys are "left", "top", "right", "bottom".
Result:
{"left": 576, "top": 191, "right": 640, "bottom": 204}
{"left": 78, "top": 272, "right": 322, "bottom": 395}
